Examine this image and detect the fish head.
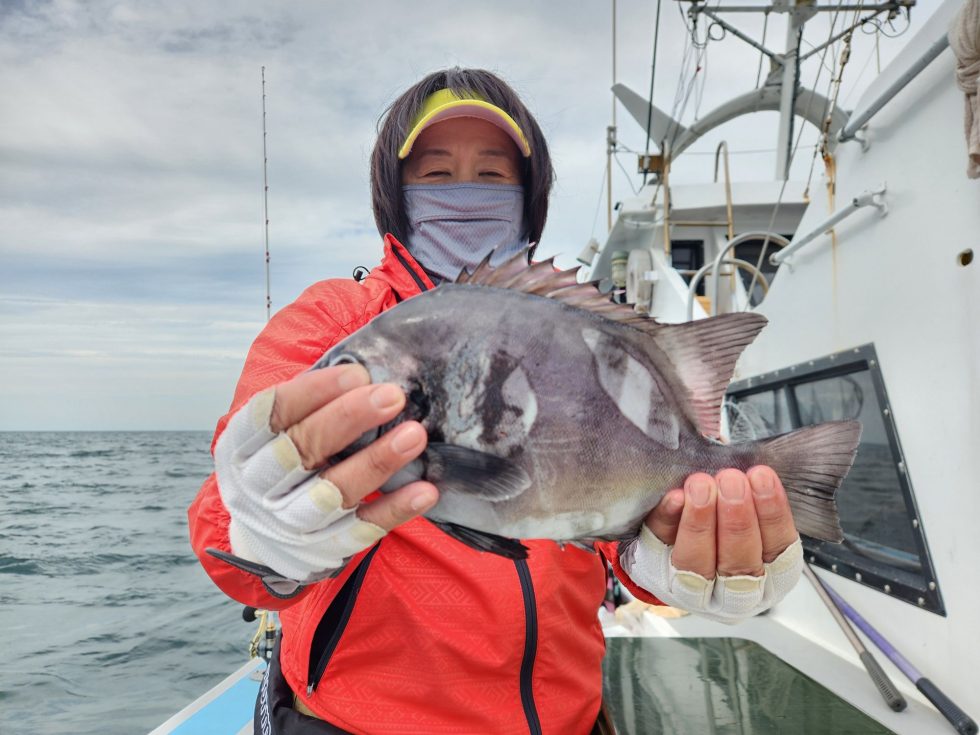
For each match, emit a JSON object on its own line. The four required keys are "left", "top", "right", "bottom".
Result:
{"left": 319, "top": 322, "right": 436, "bottom": 429}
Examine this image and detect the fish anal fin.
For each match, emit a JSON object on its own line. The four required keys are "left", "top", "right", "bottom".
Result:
{"left": 432, "top": 521, "right": 529, "bottom": 559}
{"left": 424, "top": 443, "right": 530, "bottom": 501}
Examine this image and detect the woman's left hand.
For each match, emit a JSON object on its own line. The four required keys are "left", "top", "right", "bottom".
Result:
{"left": 617, "top": 465, "right": 804, "bottom": 624}
{"left": 644, "top": 465, "right": 800, "bottom": 578}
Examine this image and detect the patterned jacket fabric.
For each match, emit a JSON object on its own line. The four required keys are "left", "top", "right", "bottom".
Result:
{"left": 188, "top": 234, "right": 662, "bottom": 735}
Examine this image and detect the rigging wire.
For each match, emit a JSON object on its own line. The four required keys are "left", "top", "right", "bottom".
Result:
{"left": 840, "top": 39, "right": 880, "bottom": 106}
{"left": 861, "top": 10, "right": 912, "bottom": 39}
{"left": 695, "top": 41, "right": 709, "bottom": 121}
{"left": 668, "top": 43, "right": 707, "bottom": 153}
{"left": 590, "top": 164, "right": 609, "bottom": 239}
{"left": 613, "top": 152, "right": 641, "bottom": 195}
{"left": 754, "top": 11, "right": 771, "bottom": 89}
{"left": 743, "top": 0, "right": 851, "bottom": 301}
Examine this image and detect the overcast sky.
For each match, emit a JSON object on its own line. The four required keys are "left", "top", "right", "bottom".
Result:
{"left": 0, "top": 0, "right": 940, "bottom": 431}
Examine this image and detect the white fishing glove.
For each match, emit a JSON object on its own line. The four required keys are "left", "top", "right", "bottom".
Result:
{"left": 209, "top": 388, "right": 386, "bottom": 598}
{"left": 619, "top": 524, "right": 804, "bottom": 624}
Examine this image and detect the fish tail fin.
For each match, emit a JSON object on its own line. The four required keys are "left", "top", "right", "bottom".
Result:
{"left": 753, "top": 420, "right": 862, "bottom": 543}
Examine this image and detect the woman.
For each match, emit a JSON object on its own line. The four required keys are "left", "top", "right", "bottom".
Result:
{"left": 189, "top": 67, "right": 804, "bottom": 735}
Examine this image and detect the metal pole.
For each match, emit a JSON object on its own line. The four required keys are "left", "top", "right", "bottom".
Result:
{"left": 608, "top": 0, "right": 616, "bottom": 232}
{"left": 838, "top": 33, "right": 950, "bottom": 142}
{"left": 803, "top": 565, "right": 907, "bottom": 712}
{"left": 770, "top": 183, "right": 886, "bottom": 266}
{"left": 662, "top": 140, "right": 671, "bottom": 264}
{"left": 776, "top": 8, "right": 804, "bottom": 180}
{"left": 703, "top": 10, "right": 778, "bottom": 59}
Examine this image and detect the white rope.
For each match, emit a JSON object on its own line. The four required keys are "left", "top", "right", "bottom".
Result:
{"left": 950, "top": 0, "right": 980, "bottom": 178}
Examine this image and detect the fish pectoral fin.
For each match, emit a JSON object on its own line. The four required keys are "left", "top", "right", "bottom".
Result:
{"left": 424, "top": 443, "right": 531, "bottom": 501}
{"left": 582, "top": 328, "right": 680, "bottom": 449}
{"left": 431, "top": 521, "right": 529, "bottom": 560}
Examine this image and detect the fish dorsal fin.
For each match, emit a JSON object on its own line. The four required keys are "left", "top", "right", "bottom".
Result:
{"left": 645, "top": 313, "right": 767, "bottom": 438}
{"left": 460, "top": 247, "right": 665, "bottom": 327}
{"left": 458, "top": 249, "right": 766, "bottom": 438}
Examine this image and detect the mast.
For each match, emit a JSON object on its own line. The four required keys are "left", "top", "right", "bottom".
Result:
{"left": 776, "top": 0, "right": 816, "bottom": 179}
{"left": 608, "top": 0, "right": 617, "bottom": 232}
{"left": 667, "top": 0, "right": 914, "bottom": 182}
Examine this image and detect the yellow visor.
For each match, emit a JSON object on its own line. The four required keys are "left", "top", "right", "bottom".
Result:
{"left": 398, "top": 88, "right": 532, "bottom": 160}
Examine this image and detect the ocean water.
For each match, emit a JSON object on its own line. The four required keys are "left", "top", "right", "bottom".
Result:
{"left": 1, "top": 432, "right": 248, "bottom": 735}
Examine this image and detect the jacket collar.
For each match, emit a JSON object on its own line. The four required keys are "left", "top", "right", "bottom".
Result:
{"left": 367, "top": 233, "right": 436, "bottom": 300}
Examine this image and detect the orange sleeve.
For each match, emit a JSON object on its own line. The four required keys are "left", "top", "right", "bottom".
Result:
{"left": 595, "top": 541, "right": 666, "bottom": 606}
{"left": 187, "top": 282, "right": 359, "bottom": 610}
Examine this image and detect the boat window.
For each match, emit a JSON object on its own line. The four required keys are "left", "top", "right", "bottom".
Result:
{"left": 732, "top": 236, "right": 791, "bottom": 305}
{"left": 726, "top": 344, "right": 943, "bottom": 614}
{"left": 670, "top": 240, "right": 704, "bottom": 293}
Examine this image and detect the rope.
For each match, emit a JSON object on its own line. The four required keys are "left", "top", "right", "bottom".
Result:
{"left": 950, "top": 0, "right": 980, "bottom": 178}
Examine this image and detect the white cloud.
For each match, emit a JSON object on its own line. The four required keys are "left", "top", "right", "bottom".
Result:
{"left": 0, "top": 0, "right": 941, "bottom": 429}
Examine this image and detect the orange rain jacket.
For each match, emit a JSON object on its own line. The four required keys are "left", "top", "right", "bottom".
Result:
{"left": 188, "top": 235, "right": 662, "bottom": 735}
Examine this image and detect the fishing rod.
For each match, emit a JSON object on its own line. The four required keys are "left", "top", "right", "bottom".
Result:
{"left": 261, "top": 66, "right": 271, "bottom": 322}
{"left": 815, "top": 568, "right": 978, "bottom": 735}
{"left": 802, "top": 564, "right": 906, "bottom": 711}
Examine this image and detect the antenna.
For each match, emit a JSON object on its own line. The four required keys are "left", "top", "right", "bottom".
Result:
{"left": 607, "top": 0, "right": 617, "bottom": 232}
{"left": 261, "top": 66, "right": 271, "bottom": 322}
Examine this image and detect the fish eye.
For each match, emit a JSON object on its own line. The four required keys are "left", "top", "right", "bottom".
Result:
{"left": 408, "top": 384, "right": 430, "bottom": 420}
{"left": 329, "top": 353, "right": 360, "bottom": 367}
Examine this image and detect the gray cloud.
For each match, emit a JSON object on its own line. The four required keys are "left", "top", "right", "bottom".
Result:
{"left": 0, "top": 0, "right": 940, "bottom": 429}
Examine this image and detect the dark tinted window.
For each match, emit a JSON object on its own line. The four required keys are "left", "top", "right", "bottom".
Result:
{"left": 726, "top": 345, "right": 943, "bottom": 614}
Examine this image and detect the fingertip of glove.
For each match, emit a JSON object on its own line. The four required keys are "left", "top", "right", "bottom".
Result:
{"left": 251, "top": 388, "right": 276, "bottom": 430}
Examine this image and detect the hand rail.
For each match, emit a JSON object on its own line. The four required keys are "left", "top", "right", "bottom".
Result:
{"left": 771, "top": 184, "right": 887, "bottom": 268}
{"left": 710, "top": 231, "right": 790, "bottom": 315}
{"left": 714, "top": 141, "right": 735, "bottom": 241}
{"left": 686, "top": 258, "right": 770, "bottom": 321}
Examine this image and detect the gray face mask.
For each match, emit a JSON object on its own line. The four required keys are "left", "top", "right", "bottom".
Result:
{"left": 402, "top": 183, "right": 529, "bottom": 283}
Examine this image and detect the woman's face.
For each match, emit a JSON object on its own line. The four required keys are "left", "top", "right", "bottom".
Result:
{"left": 401, "top": 117, "right": 522, "bottom": 186}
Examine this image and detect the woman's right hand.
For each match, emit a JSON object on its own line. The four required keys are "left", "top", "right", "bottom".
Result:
{"left": 210, "top": 364, "right": 439, "bottom": 596}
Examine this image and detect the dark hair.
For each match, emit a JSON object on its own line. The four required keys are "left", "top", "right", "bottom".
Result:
{"left": 370, "top": 68, "right": 554, "bottom": 244}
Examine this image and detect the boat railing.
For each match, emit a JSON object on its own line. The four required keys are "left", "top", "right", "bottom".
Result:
{"left": 709, "top": 231, "right": 790, "bottom": 317}
{"left": 771, "top": 184, "right": 887, "bottom": 268}
{"left": 662, "top": 141, "right": 737, "bottom": 261}
{"left": 685, "top": 257, "right": 770, "bottom": 322}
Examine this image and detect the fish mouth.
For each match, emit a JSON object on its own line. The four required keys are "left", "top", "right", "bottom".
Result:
{"left": 327, "top": 352, "right": 361, "bottom": 368}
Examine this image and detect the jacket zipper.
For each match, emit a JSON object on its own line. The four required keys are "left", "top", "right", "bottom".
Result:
{"left": 306, "top": 543, "right": 381, "bottom": 695}
{"left": 391, "top": 246, "right": 430, "bottom": 293}
{"left": 515, "top": 559, "right": 543, "bottom": 735}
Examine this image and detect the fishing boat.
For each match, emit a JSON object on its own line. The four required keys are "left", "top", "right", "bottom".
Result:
{"left": 154, "top": 0, "right": 979, "bottom": 732}
{"left": 586, "top": 0, "right": 979, "bottom": 732}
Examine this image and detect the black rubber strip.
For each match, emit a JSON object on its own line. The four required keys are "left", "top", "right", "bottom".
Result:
{"left": 515, "top": 559, "right": 542, "bottom": 735}
{"left": 391, "top": 246, "right": 429, "bottom": 293}
{"left": 307, "top": 543, "right": 381, "bottom": 694}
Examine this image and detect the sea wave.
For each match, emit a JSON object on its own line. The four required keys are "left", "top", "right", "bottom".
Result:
{"left": 0, "top": 431, "right": 243, "bottom": 735}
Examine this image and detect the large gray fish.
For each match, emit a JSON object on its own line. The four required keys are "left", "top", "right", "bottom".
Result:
{"left": 313, "top": 250, "right": 861, "bottom": 559}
